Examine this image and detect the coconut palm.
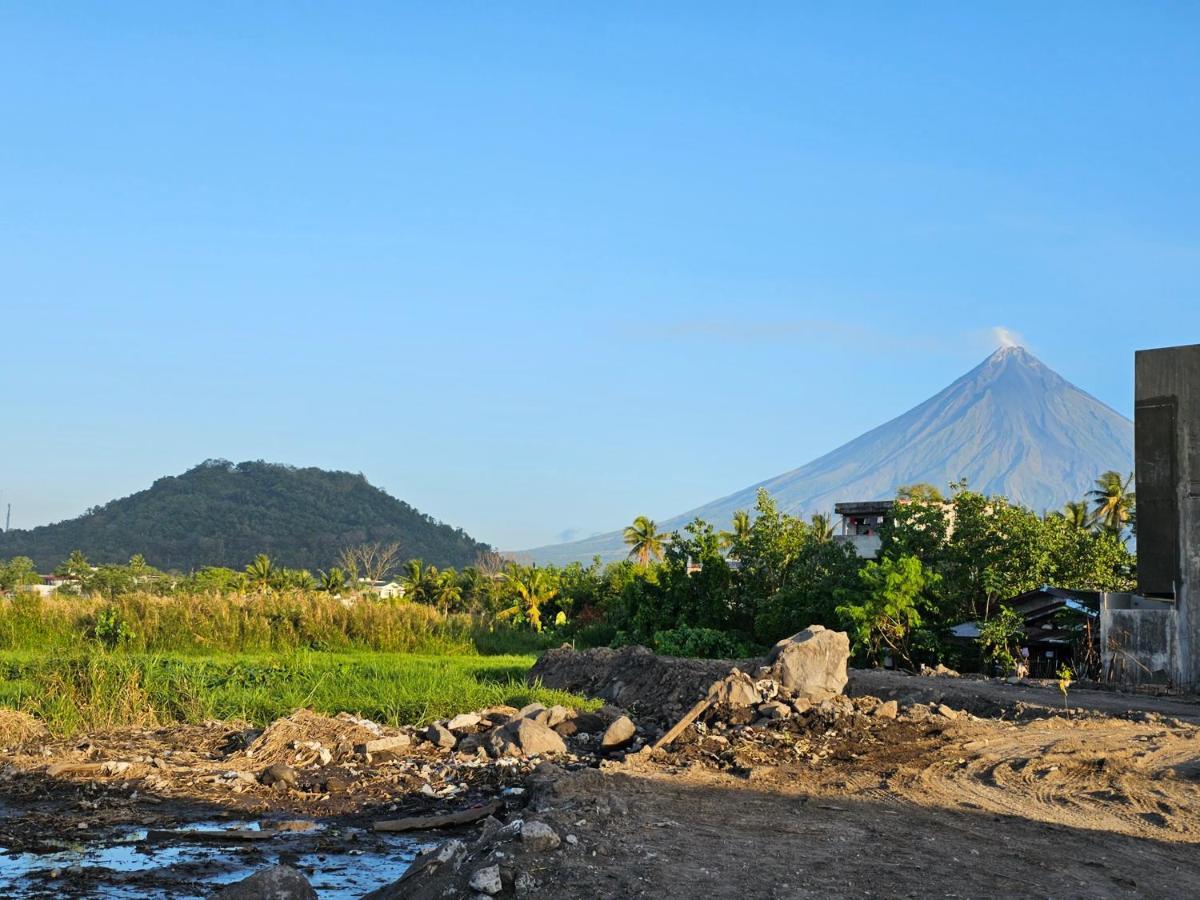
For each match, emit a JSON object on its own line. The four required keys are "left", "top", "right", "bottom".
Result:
{"left": 319, "top": 567, "right": 348, "bottom": 594}
{"left": 1062, "top": 500, "right": 1090, "bottom": 529}
{"left": 809, "top": 512, "right": 836, "bottom": 543}
{"left": 498, "top": 565, "right": 558, "bottom": 632}
{"left": 720, "top": 510, "right": 752, "bottom": 549}
{"left": 402, "top": 559, "right": 437, "bottom": 604}
{"left": 623, "top": 515, "right": 668, "bottom": 565}
{"left": 432, "top": 568, "right": 463, "bottom": 612}
{"left": 1088, "top": 471, "right": 1136, "bottom": 534}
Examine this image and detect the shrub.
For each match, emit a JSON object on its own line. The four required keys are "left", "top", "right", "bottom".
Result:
{"left": 651, "top": 625, "right": 759, "bottom": 659}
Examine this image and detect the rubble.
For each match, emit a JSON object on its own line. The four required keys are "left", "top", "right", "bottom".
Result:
{"left": 521, "top": 819, "right": 562, "bottom": 851}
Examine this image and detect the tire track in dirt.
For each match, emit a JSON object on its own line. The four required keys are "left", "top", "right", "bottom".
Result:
{"left": 885, "top": 717, "right": 1200, "bottom": 843}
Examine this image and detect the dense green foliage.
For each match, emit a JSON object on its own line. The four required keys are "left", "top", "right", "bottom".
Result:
{"left": 0, "top": 476, "right": 1137, "bottom": 674}
{"left": 0, "top": 459, "right": 491, "bottom": 572}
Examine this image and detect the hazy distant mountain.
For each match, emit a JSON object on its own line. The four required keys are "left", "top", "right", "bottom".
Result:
{"left": 522, "top": 346, "right": 1133, "bottom": 565}
{"left": 0, "top": 460, "right": 491, "bottom": 572}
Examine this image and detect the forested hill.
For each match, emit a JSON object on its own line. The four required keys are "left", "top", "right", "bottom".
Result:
{"left": 0, "top": 460, "right": 491, "bottom": 572}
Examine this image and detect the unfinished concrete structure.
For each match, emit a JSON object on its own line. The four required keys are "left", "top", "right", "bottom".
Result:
{"left": 1115, "top": 342, "right": 1200, "bottom": 688}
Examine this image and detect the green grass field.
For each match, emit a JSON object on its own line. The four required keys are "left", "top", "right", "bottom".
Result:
{"left": 0, "top": 650, "right": 589, "bottom": 736}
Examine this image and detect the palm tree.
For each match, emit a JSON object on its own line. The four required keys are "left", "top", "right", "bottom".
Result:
{"left": 498, "top": 565, "right": 558, "bottom": 632}
{"left": 402, "top": 559, "right": 434, "bottom": 604}
{"left": 1088, "top": 471, "right": 1135, "bottom": 534}
{"left": 319, "top": 567, "right": 348, "bottom": 594}
{"left": 1062, "top": 500, "right": 1090, "bottom": 529}
{"left": 720, "top": 510, "right": 752, "bottom": 550}
{"left": 245, "top": 554, "right": 274, "bottom": 592}
{"left": 623, "top": 515, "right": 668, "bottom": 565}
{"left": 809, "top": 512, "right": 835, "bottom": 543}
{"left": 432, "top": 568, "right": 463, "bottom": 612}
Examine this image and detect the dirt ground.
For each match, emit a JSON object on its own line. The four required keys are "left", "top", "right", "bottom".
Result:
{"left": 2, "top": 672, "right": 1200, "bottom": 897}
{"left": 520, "top": 709, "right": 1200, "bottom": 898}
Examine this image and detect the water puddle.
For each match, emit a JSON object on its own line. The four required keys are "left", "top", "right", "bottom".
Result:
{"left": 0, "top": 819, "right": 422, "bottom": 898}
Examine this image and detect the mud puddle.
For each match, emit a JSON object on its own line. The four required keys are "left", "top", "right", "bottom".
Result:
{"left": 0, "top": 818, "right": 421, "bottom": 898}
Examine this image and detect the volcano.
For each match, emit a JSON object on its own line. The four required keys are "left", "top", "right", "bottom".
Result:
{"left": 522, "top": 346, "right": 1133, "bottom": 565}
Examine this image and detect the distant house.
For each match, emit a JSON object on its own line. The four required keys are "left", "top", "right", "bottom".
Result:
{"left": 833, "top": 501, "right": 893, "bottom": 559}
{"left": 952, "top": 586, "right": 1105, "bottom": 678}
{"left": 358, "top": 578, "right": 405, "bottom": 599}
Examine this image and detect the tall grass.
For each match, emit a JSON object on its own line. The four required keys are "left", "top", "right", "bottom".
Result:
{"left": 0, "top": 591, "right": 476, "bottom": 655}
{"left": 0, "top": 651, "right": 590, "bottom": 736}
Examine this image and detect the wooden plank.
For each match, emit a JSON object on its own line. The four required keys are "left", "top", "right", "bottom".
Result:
{"left": 652, "top": 697, "right": 712, "bottom": 750}
{"left": 373, "top": 800, "right": 501, "bottom": 833}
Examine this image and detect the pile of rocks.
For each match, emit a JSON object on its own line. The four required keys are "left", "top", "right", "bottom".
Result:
{"left": 364, "top": 808, "right": 571, "bottom": 899}
{"left": 414, "top": 703, "right": 643, "bottom": 761}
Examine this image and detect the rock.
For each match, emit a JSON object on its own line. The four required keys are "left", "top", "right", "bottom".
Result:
{"left": 600, "top": 716, "right": 637, "bottom": 750}
{"left": 424, "top": 723, "right": 457, "bottom": 749}
{"left": 765, "top": 625, "right": 850, "bottom": 701}
{"left": 457, "top": 733, "right": 485, "bottom": 756}
{"left": 511, "top": 718, "right": 567, "bottom": 756}
{"left": 484, "top": 727, "right": 521, "bottom": 759}
{"left": 923, "top": 663, "right": 960, "bottom": 678}
{"left": 213, "top": 864, "right": 317, "bottom": 899}
{"left": 936, "top": 704, "right": 960, "bottom": 720}
{"left": 521, "top": 820, "right": 561, "bottom": 852}
{"left": 515, "top": 703, "right": 547, "bottom": 720}
{"left": 468, "top": 865, "right": 503, "bottom": 895}
{"left": 707, "top": 670, "right": 762, "bottom": 708}
{"left": 757, "top": 700, "right": 792, "bottom": 719}
{"left": 448, "top": 713, "right": 482, "bottom": 733}
{"left": 791, "top": 697, "right": 812, "bottom": 715}
{"left": 546, "top": 705, "right": 574, "bottom": 728}
{"left": 873, "top": 700, "right": 899, "bottom": 720}
{"left": 259, "top": 763, "right": 298, "bottom": 790}
{"left": 357, "top": 734, "right": 412, "bottom": 760}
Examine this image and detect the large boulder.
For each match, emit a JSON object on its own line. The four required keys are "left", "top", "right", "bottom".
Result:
{"left": 765, "top": 625, "right": 850, "bottom": 700}
{"left": 213, "top": 865, "right": 317, "bottom": 899}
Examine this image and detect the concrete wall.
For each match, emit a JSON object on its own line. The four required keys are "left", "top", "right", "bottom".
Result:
{"left": 1135, "top": 343, "right": 1200, "bottom": 689}
{"left": 834, "top": 533, "right": 882, "bottom": 559}
{"left": 1101, "top": 608, "right": 1178, "bottom": 686}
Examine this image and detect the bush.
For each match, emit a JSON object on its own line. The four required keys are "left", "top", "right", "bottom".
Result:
{"left": 651, "top": 625, "right": 759, "bottom": 659}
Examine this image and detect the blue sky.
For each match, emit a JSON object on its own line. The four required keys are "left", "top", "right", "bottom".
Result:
{"left": 2, "top": 3, "right": 1197, "bottom": 550}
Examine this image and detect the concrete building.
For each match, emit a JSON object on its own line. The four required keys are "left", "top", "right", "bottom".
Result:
{"left": 833, "top": 501, "right": 893, "bottom": 559}
{"left": 1108, "top": 342, "right": 1200, "bottom": 689}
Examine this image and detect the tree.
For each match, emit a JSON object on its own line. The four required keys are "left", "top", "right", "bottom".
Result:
{"left": 319, "top": 567, "right": 348, "bottom": 594}
{"left": 836, "top": 554, "right": 939, "bottom": 667}
{"left": 0, "top": 556, "right": 40, "bottom": 591}
{"left": 1062, "top": 500, "right": 1090, "bottom": 529}
{"left": 338, "top": 541, "right": 402, "bottom": 585}
{"left": 57, "top": 549, "right": 92, "bottom": 581}
{"left": 623, "top": 516, "right": 668, "bottom": 565}
{"left": 977, "top": 606, "right": 1025, "bottom": 674}
{"left": 498, "top": 565, "right": 559, "bottom": 632}
{"left": 897, "top": 483, "right": 945, "bottom": 502}
{"left": 245, "top": 554, "right": 274, "bottom": 591}
{"left": 1088, "top": 471, "right": 1135, "bottom": 536}
{"left": 720, "top": 510, "right": 752, "bottom": 550}
{"left": 401, "top": 559, "right": 438, "bottom": 604}
{"left": 809, "top": 512, "right": 835, "bottom": 543}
